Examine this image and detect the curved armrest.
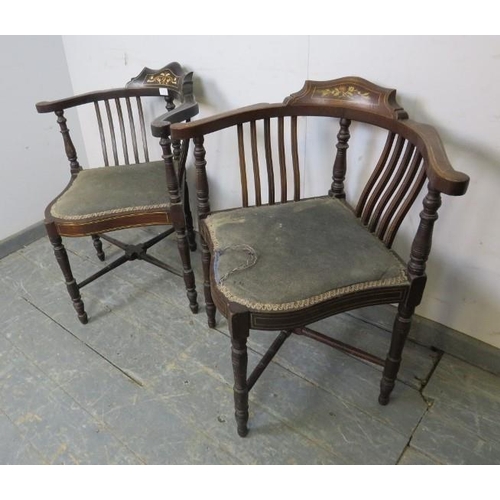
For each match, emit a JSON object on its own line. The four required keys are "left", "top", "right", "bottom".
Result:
{"left": 405, "top": 121, "right": 470, "bottom": 196}
{"left": 165, "top": 103, "right": 280, "bottom": 139}
{"left": 35, "top": 87, "right": 178, "bottom": 113}
{"left": 150, "top": 100, "right": 200, "bottom": 137}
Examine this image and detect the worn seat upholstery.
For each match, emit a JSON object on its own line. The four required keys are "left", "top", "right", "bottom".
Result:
{"left": 164, "top": 76, "right": 470, "bottom": 437}
{"left": 205, "top": 196, "right": 408, "bottom": 312}
{"left": 36, "top": 62, "right": 200, "bottom": 324}
{"left": 51, "top": 161, "right": 169, "bottom": 221}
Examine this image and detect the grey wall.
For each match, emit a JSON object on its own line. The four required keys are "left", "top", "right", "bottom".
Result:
{"left": 0, "top": 36, "right": 84, "bottom": 240}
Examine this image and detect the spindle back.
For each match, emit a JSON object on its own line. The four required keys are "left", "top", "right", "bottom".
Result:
{"left": 168, "top": 77, "right": 468, "bottom": 249}
{"left": 36, "top": 62, "right": 196, "bottom": 172}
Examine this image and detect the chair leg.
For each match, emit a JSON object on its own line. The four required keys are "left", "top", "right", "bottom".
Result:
{"left": 91, "top": 234, "right": 105, "bottom": 261}
{"left": 201, "top": 237, "right": 216, "bottom": 328}
{"left": 46, "top": 223, "right": 88, "bottom": 324}
{"left": 379, "top": 303, "right": 414, "bottom": 405}
{"left": 175, "top": 226, "right": 198, "bottom": 314}
{"left": 183, "top": 181, "right": 197, "bottom": 252}
{"left": 228, "top": 307, "right": 250, "bottom": 437}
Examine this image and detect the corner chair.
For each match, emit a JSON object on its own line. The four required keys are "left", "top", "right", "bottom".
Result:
{"left": 36, "top": 62, "right": 199, "bottom": 324}
{"left": 159, "top": 77, "right": 469, "bottom": 437}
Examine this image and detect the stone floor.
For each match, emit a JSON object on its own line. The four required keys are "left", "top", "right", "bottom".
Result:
{"left": 1, "top": 227, "right": 499, "bottom": 464}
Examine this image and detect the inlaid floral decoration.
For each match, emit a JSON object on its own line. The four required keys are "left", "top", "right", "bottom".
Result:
{"left": 146, "top": 71, "right": 178, "bottom": 86}
{"left": 320, "top": 85, "right": 370, "bottom": 99}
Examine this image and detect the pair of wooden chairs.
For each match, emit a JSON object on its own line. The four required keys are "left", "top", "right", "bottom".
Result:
{"left": 38, "top": 65, "right": 469, "bottom": 438}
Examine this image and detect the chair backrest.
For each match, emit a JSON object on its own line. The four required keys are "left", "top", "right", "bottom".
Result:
{"left": 36, "top": 62, "right": 198, "bottom": 174}
{"left": 167, "top": 76, "right": 469, "bottom": 250}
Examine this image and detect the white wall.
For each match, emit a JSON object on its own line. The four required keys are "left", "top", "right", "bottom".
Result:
{"left": 0, "top": 36, "right": 84, "bottom": 241}
{"left": 58, "top": 36, "right": 500, "bottom": 349}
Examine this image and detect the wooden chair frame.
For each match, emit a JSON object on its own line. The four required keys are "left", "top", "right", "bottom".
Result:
{"left": 36, "top": 62, "right": 199, "bottom": 323}
{"left": 155, "top": 77, "right": 469, "bottom": 437}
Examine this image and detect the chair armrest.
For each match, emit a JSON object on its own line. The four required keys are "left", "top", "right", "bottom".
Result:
{"left": 406, "top": 121, "right": 470, "bottom": 196}
{"left": 163, "top": 103, "right": 279, "bottom": 140}
{"left": 35, "top": 87, "right": 176, "bottom": 113}
{"left": 150, "top": 101, "right": 200, "bottom": 137}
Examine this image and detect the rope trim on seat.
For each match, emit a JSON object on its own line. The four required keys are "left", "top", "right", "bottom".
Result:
{"left": 51, "top": 203, "right": 169, "bottom": 221}
{"left": 215, "top": 268, "right": 409, "bottom": 312}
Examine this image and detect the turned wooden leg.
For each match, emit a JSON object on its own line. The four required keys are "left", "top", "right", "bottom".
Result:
{"left": 201, "top": 237, "right": 216, "bottom": 327}
{"left": 228, "top": 307, "right": 250, "bottom": 437}
{"left": 379, "top": 303, "right": 414, "bottom": 405}
{"left": 183, "top": 181, "right": 197, "bottom": 252}
{"left": 175, "top": 226, "right": 198, "bottom": 314}
{"left": 46, "top": 224, "right": 88, "bottom": 324}
{"left": 91, "top": 234, "right": 105, "bottom": 261}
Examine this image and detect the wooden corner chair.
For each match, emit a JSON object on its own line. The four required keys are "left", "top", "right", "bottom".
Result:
{"left": 164, "top": 77, "right": 470, "bottom": 437}
{"left": 36, "top": 62, "right": 199, "bottom": 324}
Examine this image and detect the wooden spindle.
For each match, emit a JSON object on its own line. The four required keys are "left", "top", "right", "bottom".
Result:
{"left": 125, "top": 97, "right": 140, "bottom": 163}
{"left": 160, "top": 136, "right": 180, "bottom": 204}
{"left": 94, "top": 102, "right": 109, "bottom": 166}
{"left": 377, "top": 150, "right": 421, "bottom": 244}
{"left": 160, "top": 136, "right": 198, "bottom": 313}
{"left": 264, "top": 118, "right": 275, "bottom": 205}
{"left": 172, "top": 139, "right": 182, "bottom": 167}
{"left": 356, "top": 132, "right": 395, "bottom": 217}
{"left": 237, "top": 124, "right": 249, "bottom": 207}
{"left": 115, "top": 98, "right": 129, "bottom": 165}
{"left": 136, "top": 97, "right": 149, "bottom": 162}
{"left": 369, "top": 142, "right": 415, "bottom": 233}
{"left": 361, "top": 135, "right": 405, "bottom": 226}
{"left": 329, "top": 117, "right": 351, "bottom": 199}
{"left": 278, "top": 116, "right": 287, "bottom": 202}
{"left": 250, "top": 120, "right": 261, "bottom": 206}
{"left": 384, "top": 164, "right": 426, "bottom": 248}
{"left": 194, "top": 136, "right": 210, "bottom": 219}
{"left": 407, "top": 185, "right": 442, "bottom": 277}
{"left": 104, "top": 100, "right": 119, "bottom": 165}
{"left": 291, "top": 116, "right": 300, "bottom": 201}
{"left": 165, "top": 94, "right": 175, "bottom": 111}
{"left": 55, "top": 110, "right": 81, "bottom": 175}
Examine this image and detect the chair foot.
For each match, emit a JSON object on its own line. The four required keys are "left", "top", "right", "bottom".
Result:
{"left": 91, "top": 235, "right": 106, "bottom": 261}
{"left": 207, "top": 306, "right": 216, "bottom": 328}
{"left": 378, "top": 304, "right": 413, "bottom": 406}
{"left": 236, "top": 421, "right": 249, "bottom": 437}
{"left": 187, "top": 231, "right": 197, "bottom": 252}
{"left": 190, "top": 303, "right": 199, "bottom": 314}
{"left": 78, "top": 312, "right": 89, "bottom": 325}
{"left": 378, "top": 377, "right": 394, "bottom": 405}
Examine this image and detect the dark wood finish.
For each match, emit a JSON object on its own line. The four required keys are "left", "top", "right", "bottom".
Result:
{"left": 36, "top": 62, "right": 199, "bottom": 323}
{"left": 160, "top": 137, "right": 198, "bottom": 313}
{"left": 329, "top": 118, "right": 351, "bottom": 199}
{"left": 278, "top": 116, "right": 287, "bottom": 202}
{"left": 228, "top": 304, "right": 250, "bottom": 437}
{"left": 263, "top": 118, "right": 275, "bottom": 205}
{"left": 91, "top": 234, "right": 105, "bottom": 261}
{"left": 295, "top": 326, "right": 385, "bottom": 366}
{"left": 168, "top": 76, "right": 469, "bottom": 437}
{"left": 46, "top": 222, "right": 87, "bottom": 324}
{"left": 247, "top": 330, "right": 292, "bottom": 391}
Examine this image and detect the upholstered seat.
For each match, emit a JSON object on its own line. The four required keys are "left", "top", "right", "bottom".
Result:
{"left": 204, "top": 197, "right": 409, "bottom": 312}
{"left": 51, "top": 161, "right": 169, "bottom": 221}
